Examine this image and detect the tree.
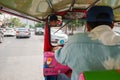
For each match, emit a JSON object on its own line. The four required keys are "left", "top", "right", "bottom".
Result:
{"left": 10, "top": 17, "right": 22, "bottom": 27}
{"left": 21, "top": 23, "right": 27, "bottom": 27}
{"left": 29, "top": 25, "right": 33, "bottom": 28}
{"left": 63, "top": 19, "right": 86, "bottom": 35}
{"left": 35, "top": 22, "right": 45, "bottom": 28}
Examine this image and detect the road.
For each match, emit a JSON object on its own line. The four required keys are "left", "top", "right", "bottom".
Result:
{"left": 0, "top": 33, "right": 44, "bottom": 80}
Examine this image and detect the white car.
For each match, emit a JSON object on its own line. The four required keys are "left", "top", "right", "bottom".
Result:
{"left": 34, "top": 27, "right": 44, "bottom": 35}
{"left": 4, "top": 28, "right": 16, "bottom": 36}
{"left": 113, "top": 26, "right": 120, "bottom": 36}
{"left": 51, "top": 28, "right": 68, "bottom": 45}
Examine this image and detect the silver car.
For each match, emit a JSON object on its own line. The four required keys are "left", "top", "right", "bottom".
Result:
{"left": 34, "top": 27, "right": 44, "bottom": 35}
{"left": 16, "top": 28, "right": 31, "bottom": 38}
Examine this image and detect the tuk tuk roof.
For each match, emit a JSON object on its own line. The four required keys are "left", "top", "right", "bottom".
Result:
{"left": 0, "top": 0, "right": 120, "bottom": 22}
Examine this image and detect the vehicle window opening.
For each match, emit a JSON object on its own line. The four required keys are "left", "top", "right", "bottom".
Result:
{"left": 53, "top": 20, "right": 72, "bottom": 34}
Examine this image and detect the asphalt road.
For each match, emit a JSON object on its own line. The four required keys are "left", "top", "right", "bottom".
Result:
{"left": 0, "top": 33, "right": 44, "bottom": 80}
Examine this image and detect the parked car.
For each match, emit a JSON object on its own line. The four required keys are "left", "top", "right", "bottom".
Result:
{"left": 34, "top": 27, "right": 44, "bottom": 35}
{"left": 4, "top": 28, "right": 16, "bottom": 37}
{"left": 113, "top": 24, "right": 120, "bottom": 36}
{"left": 51, "top": 28, "right": 68, "bottom": 45}
{"left": 16, "top": 28, "right": 31, "bottom": 38}
{"left": 114, "top": 31, "right": 120, "bottom": 36}
{"left": 0, "top": 28, "right": 4, "bottom": 43}
{"left": 30, "top": 28, "right": 35, "bottom": 32}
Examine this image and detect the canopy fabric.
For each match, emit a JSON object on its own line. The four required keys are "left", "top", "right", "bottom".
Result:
{"left": 0, "top": 0, "right": 120, "bottom": 21}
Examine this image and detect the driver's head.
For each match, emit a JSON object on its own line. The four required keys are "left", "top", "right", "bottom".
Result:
{"left": 86, "top": 6, "right": 114, "bottom": 31}
{"left": 48, "top": 14, "right": 58, "bottom": 27}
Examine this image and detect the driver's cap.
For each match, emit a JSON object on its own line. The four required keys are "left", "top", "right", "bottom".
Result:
{"left": 86, "top": 6, "right": 114, "bottom": 22}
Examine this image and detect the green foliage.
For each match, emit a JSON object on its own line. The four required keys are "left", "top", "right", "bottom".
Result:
{"left": 64, "top": 19, "right": 86, "bottom": 29}
{"left": 63, "top": 19, "right": 86, "bottom": 34}
{"left": 29, "top": 25, "right": 33, "bottom": 28}
{"left": 10, "top": 17, "right": 26, "bottom": 27}
{"left": 75, "top": 19, "right": 86, "bottom": 27}
{"left": 35, "top": 22, "right": 45, "bottom": 28}
{"left": 10, "top": 18, "right": 21, "bottom": 27}
{"left": 21, "top": 23, "right": 27, "bottom": 27}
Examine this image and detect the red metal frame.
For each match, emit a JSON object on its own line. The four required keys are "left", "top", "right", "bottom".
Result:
{"left": 44, "top": 19, "right": 52, "bottom": 52}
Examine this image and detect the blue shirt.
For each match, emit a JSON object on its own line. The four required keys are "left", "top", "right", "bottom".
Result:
{"left": 55, "top": 32, "right": 120, "bottom": 80}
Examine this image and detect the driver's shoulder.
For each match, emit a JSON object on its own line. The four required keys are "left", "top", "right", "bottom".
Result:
{"left": 68, "top": 33, "right": 91, "bottom": 42}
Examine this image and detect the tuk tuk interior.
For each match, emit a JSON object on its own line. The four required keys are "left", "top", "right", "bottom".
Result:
{"left": 0, "top": 0, "right": 120, "bottom": 80}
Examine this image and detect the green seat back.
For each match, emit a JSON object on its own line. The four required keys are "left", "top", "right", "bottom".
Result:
{"left": 83, "top": 70, "right": 120, "bottom": 80}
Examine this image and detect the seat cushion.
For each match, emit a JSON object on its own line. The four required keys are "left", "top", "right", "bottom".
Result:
{"left": 80, "top": 70, "right": 120, "bottom": 80}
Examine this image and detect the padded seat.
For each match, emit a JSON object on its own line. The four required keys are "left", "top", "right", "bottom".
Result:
{"left": 79, "top": 70, "right": 120, "bottom": 80}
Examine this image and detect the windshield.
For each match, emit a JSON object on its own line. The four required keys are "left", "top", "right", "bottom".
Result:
{"left": 50, "top": 19, "right": 86, "bottom": 46}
